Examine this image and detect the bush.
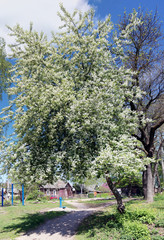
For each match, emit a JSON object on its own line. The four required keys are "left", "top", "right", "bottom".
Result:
{"left": 26, "top": 190, "right": 46, "bottom": 201}
{"left": 151, "top": 236, "right": 164, "bottom": 240}
{"left": 121, "top": 221, "right": 151, "bottom": 240}
{"left": 14, "top": 195, "right": 21, "bottom": 200}
{"left": 154, "top": 192, "right": 164, "bottom": 201}
{"left": 88, "top": 193, "right": 94, "bottom": 198}
{"left": 26, "top": 190, "right": 39, "bottom": 200}
{"left": 154, "top": 218, "right": 164, "bottom": 228}
{"left": 105, "top": 207, "right": 155, "bottom": 240}
{"left": 96, "top": 193, "right": 112, "bottom": 198}
{"left": 114, "top": 207, "right": 156, "bottom": 225}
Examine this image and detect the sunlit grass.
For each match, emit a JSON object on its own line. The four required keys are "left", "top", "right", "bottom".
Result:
{"left": 76, "top": 193, "right": 164, "bottom": 240}
{"left": 0, "top": 200, "right": 72, "bottom": 239}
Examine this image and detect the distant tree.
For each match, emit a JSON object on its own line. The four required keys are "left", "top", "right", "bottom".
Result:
{"left": 115, "top": 174, "right": 142, "bottom": 197}
{"left": 118, "top": 8, "right": 164, "bottom": 202}
{"left": 154, "top": 126, "right": 164, "bottom": 191}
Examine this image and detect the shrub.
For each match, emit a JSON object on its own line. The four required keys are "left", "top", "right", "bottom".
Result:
{"left": 3, "top": 199, "right": 11, "bottom": 205}
{"left": 151, "top": 236, "right": 164, "bottom": 240}
{"left": 154, "top": 218, "right": 164, "bottom": 228}
{"left": 96, "top": 193, "right": 112, "bottom": 198}
{"left": 26, "top": 190, "right": 39, "bottom": 200}
{"left": 14, "top": 195, "right": 21, "bottom": 200}
{"left": 26, "top": 190, "right": 46, "bottom": 201}
{"left": 154, "top": 192, "right": 164, "bottom": 201}
{"left": 121, "top": 221, "right": 151, "bottom": 240}
{"left": 115, "top": 207, "right": 155, "bottom": 224}
{"left": 88, "top": 193, "right": 94, "bottom": 198}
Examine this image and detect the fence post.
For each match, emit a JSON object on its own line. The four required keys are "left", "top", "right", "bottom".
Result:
{"left": 22, "top": 184, "right": 24, "bottom": 206}
{"left": 59, "top": 197, "right": 62, "bottom": 208}
{"left": 12, "top": 184, "right": 14, "bottom": 206}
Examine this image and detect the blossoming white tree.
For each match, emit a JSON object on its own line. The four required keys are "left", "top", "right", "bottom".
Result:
{"left": 1, "top": 5, "right": 150, "bottom": 212}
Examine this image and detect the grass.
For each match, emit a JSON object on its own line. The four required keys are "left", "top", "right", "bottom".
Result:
{"left": 77, "top": 198, "right": 117, "bottom": 208}
{"left": 76, "top": 193, "right": 164, "bottom": 240}
{"left": 0, "top": 200, "right": 73, "bottom": 239}
{"left": 77, "top": 196, "right": 141, "bottom": 207}
{"left": 78, "top": 199, "right": 114, "bottom": 204}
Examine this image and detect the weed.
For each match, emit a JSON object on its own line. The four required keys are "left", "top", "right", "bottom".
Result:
{"left": 151, "top": 236, "right": 164, "bottom": 240}
{"left": 154, "top": 218, "right": 164, "bottom": 228}
{"left": 121, "top": 221, "right": 151, "bottom": 240}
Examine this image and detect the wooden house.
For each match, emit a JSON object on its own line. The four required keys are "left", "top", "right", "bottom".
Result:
{"left": 40, "top": 179, "right": 74, "bottom": 199}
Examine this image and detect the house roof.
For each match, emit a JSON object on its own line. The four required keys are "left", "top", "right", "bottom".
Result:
{"left": 42, "top": 180, "right": 68, "bottom": 189}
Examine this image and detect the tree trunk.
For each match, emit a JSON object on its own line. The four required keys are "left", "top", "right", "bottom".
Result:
{"left": 146, "top": 164, "right": 154, "bottom": 202}
{"left": 19, "top": 190, "right": 22, "bottom": 202}
{"left": 142, "top": 170, "right": 147, "bottom": 199}
{"left": 106, "top": 176, "right": 125, "bottom": 214}
{"left": 128, "top": 183, "right": 132, "bottom": 198}
{"left": 80, "top": 184, "right": 83, "bottom": 196}
{"left": 161, "top": 160, "right": 164, "bottom": 182}
{"left": 156, "top": 172, "right": 161, "bottom": 193}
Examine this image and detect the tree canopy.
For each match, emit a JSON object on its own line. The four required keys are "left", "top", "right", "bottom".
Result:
{"left": 0, "top": 37, "right": 11, "bottom": 99}
{"left": 118, "top": 7, "right": 164, "bottom": 202}
{"left": 0, "top": 6, "right": 150, "bottom": 209}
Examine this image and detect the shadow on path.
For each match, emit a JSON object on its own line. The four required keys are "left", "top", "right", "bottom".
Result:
{"left": 2, "top": 198, "right": 142, "bottom": 239}
{"left": 12, "top": 210, "right": 93, "bottom": 239}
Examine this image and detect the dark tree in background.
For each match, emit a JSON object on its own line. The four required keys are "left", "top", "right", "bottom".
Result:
{"left": 154, "top": 126, "right": 164, "bottom": 191}
{"left": 118, "top": 8, "right": 164, "bottom": 202}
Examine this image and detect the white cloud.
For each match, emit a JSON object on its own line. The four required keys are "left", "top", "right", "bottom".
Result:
{"left": 0, "top": 0, "right": 91, "bottom": 54}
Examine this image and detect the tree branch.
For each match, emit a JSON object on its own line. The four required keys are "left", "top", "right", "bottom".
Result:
{"left": 149, "top": 119, "right": 164, "bottom": 148}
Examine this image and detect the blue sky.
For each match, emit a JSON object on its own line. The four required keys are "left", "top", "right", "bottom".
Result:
{"left": 0, "top": 0, "right": 164, "bottom": 181}
{"left": 89, "top": 0, "right": 163, "bottom": 24}
{"left": 1, "top": 0, "right": 163, "bottom": 53}
{"left": 1, "top": 0, "right": 163, "bottom": 109}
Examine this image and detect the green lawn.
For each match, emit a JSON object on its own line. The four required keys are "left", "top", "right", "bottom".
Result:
{"left": 77, "top": 198, "right": 117, "bottom": 208}
{"left": 76, "top": 193, "right": 164, "bottom": 240}
{"left": 0, "top": 200, "right": 72, "bottom": 239}
{"left": 77, "top": 196, "right": 142, "bottom": 208}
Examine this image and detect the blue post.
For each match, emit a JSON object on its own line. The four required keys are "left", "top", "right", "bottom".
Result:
{"left": 59, "top": 197, "right": 62, "bottom": 208}
{"left": 2, "top": 188, "right": 3, "bottom": 207}
{"left": 12, "top": 184, "right": 14, "bottom": 206}
{"left": 22, "top": 184, "right": 24, "bottom": 206}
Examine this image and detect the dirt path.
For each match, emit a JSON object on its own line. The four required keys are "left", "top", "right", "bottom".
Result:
{"left": 16, "top": 200, "right": 97, "bottom": 240}
{"left": 16, "top": 198, "right": 135, "bottom": 240}
{"left": 16, "top": 209, "right": 93, "bottom": 240}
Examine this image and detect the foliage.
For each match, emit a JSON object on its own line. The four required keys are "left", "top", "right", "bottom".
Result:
{"left": 118, "top": 7, "right": 164, "bottom": 201}
{"left": 151, "top": 236, "right": 164, "bottom": 240}
{"left": 120, "top": 221, "right": 150, "bottom": 240}
{"left": 0, "top": 37, "right": 11, "bottom": 100}
{"left": 76, "top": 197, "right": 164, "bottom": 240}
{"left": 0, "top": 5, "right": 149, "bottom": 186}
{"left": 154, "top": 218, "right": 164, "bottom": 228}
{"left": 154, "top": 193, "right": 164, "bottom": 201}
{"left": 26, "top": 189, "right": 45, "bottom": 201}
{"left": 116, "top": 207, "right": 156, "bottom": 224}
{"left": 115, "top": 174, "right": 142, "bottom": 188}
{"left": 88, "top": 193, "right": 94, "bottom": 198}
{"left": 96, "top": 192, "right": 112, "bottom": 198}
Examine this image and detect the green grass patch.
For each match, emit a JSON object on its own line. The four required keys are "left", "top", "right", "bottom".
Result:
{"left": 96, "top": 193, "right": 112, "bottom": 198}
{"left": 78, "top": 199, "right": 115, "bottom": 205}
{"left": 76, "top": 193, "right": 164, "bottom": 240}
{"left": 0, "top": 200, "right": 73, "bottom": 239}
